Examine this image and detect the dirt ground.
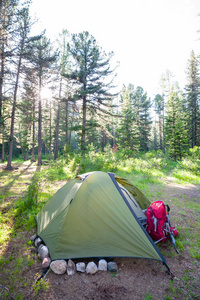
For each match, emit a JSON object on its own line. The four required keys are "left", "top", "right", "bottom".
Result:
{"left": 0, "top": 163, "right": 200, "bottom": 300}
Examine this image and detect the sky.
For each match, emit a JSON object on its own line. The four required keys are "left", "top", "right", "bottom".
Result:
{"left": 30, "top": 0, "right": 200, "bottom": 99}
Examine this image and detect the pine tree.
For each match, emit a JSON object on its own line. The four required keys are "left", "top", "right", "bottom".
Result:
{"left": 29, "top": 34, "right": 57, "bottom": 165}
{"left": 185, "top": 50, "right": 200, "bottom": 147}
{"left": 133, "top": 86, "right": 152, "bottom": 152}
{"left": 54, "top": 29, "right": 70, "bottom": 160}
{"left": 6, "top": 4, "right": 33, "bottom": 169}
{"left": 117, "top": 84, "right": 140, "bottom": 153}
{"left": 0, "top": 0, "right": 19, "bottom": 130}
{"left": 154, "top": 94, "right": 164, "bottom": 150}
{"left": 159, "top": 70, "right": 174, "bottom": 153}
{"left": 165, "top": 83, "right": 188, "bottom": 160}
{"left": 65, "top": 31, "right": 118, "bottom": 152}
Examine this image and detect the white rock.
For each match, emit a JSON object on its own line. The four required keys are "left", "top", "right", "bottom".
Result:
{"left": 67, "top": 259, "right": 76, "bottom": 275}
{"left": 86, "top": 262, "right": 98, "bottom": 274}
{"left": 76, "top": 262, "right": 86, "bottom": 273}
{"left": 34, "top": 237, "right": 42, "bottom": 247}
{"left": 30, "top": 234, "right": 37, "bottom": 242}
{"left": 38, "top": 245, "right": 49, "bottom": 259}
{"left": 37, "top": 244, "right": 44, "bottom": 252}
{"left": 50, "top": 260, "right": 67, "bottom": 275}
{"left": 42, "top": 257, "right": 51, "bottom": 268}
{"left": 98, "top": 259, "right": 107, "bottom": 271}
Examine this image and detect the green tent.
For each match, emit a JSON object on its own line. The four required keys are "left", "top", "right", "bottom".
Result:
{"left": 36, "top": 171, "right": 169, "bottom": 270}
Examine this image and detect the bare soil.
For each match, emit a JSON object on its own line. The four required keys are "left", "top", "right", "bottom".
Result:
{"left": 0, "top": 163, "right": 200, "bottom": 300}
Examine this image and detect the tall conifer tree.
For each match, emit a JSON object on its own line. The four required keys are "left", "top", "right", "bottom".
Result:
{"left": 185, "top": 50, "right": 200, "bottom": 147}
{"left": 65, "top": 31, "right": 117, "bottom": 152}
{"left": 117, "top": 84, "right": 140, "bottom": 153}
{"left": 165, "top": 83, "right": 188, "bottom": 160}
{"left": 30, "top": 35, "right": 57, "bottom": 165}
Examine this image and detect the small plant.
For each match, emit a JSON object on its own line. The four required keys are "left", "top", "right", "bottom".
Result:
{"left": 144, "top": 293, "right": 154, "bottom": 300}
{"left": 32, "top": 280, "right": 50, "bottom": 297}
{"left": 27, "top": 259, "right": 34, "bottom": 267}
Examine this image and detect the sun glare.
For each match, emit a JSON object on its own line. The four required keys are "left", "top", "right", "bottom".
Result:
{"left": 41, "top": 87, "right": 52, "bottom": 100}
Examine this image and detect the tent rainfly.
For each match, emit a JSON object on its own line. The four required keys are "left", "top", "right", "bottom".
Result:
{"left": 36, "top": 171, "right": 170, "bottom": 272}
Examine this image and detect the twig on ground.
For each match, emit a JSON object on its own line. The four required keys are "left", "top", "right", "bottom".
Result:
{"left": 0, "top": 284, "right": 16, "bottom": 300}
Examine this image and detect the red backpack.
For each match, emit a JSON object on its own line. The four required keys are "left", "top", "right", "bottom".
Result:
{"left": 145, "top": 201, "right": 178, "bottom": 244}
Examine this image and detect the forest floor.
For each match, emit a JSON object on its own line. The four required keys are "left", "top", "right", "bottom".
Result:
{"left": 0, "top": 161, "right": 200, "bottom": 300}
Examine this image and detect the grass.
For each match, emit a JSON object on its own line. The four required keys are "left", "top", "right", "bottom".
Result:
{"left": 0, "top": 150, "right": 200, "bottom": 299}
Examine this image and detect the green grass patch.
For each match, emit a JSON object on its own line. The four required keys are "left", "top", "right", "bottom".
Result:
{"left": 1, "top": 151, "right": 200, "bottom": 299}
{"left": 172, "top": 169, "right": 200, "bottom": 184}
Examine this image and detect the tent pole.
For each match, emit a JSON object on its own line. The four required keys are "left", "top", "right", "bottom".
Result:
{"left": 163, "top": 262, "right": 174, "bottom": 280}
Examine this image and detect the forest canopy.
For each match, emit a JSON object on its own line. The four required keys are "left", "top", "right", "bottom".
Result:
{"left": 0, "top": 0, "right": 200, "bottom": 168}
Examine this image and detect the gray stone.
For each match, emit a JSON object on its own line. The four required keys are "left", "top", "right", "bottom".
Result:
{"left": 107, "top": 261, "right": 118, "bottom": 272}
{"left": 42, "top": 257, "right": 51, "bottom": 268}
{"left": 34, "top": 237, "right": 42, "bottom": 248}
{"left": 37, "top": 243, "right": 44, "bottom": 252}
{"left": 67, "top": 259, "right": 76, "bottom": 275}
{"left": 98, "top": 259, "right": 107, "bottom": 271}
{"left": 30, "top": 234, "right": 37, "bottom": 242}
{"left": 76, "top": 262, "right": 86, "bottom": 273}
{"left": 50, "top": 260, "right": 67, "bottom": 275}
{"left": 86, "top": 262, "right": 98, "bottom": 274}
{"left": 38, "top": 245, "right": 49, "bottom": 259}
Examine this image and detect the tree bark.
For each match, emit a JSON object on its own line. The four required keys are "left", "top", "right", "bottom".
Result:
{"left": 65, "top": 100, "right": 69, "bottom": 145}
{"left": 48, "top": 101, "right": 52, "bottom": 160}
{"left": 1, "top": 123, "right": 5, "bottom": 162}
{"left": 81, "top": 95, "right": 86, "bottom": 152}
{"left": 162, "top": 96, "right": 165, "bottom": 154}
{"left": 37, "top": 75, "right": 42, "bottom": 165}
{"left": 6, "top": 46, "right": 23, "bottom": 169}
{"left": 159, "top": 115, "right": 162, "bottom": 150}
{"left": 0, "top": 44, "right": 5, "bottom": 129}
{"left": 54, "top": 101, "right": 60, "bottom": 160}
{"left": 31, "top": 103, "right": 36, "bottom": 162}
{"left": 54, "top": 79, "right": 62, "bottom": 160}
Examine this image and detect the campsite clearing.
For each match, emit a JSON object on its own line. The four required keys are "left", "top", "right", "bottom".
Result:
{"left": 0, "top": 161, "right": 200, "bottom": 300}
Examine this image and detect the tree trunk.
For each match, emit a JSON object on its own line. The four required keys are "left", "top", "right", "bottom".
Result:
{"left": 0, "top": 43, "right": 5, "bottom": 129}
{"left": 18, "top": 123, "right": 25, "bottom": 160}
{"left": 48, "top": 101, "right": 52, "bottom": 160}
{"left": 31, "top": 105, "right": 36, "bottom": 162}
{"left": 38, "top": 75, "right": 42, "bottom": 165}
{"left": 54, "top": 101, "right": 60, "bottom": 160}
{"left": 159, "top": 115, "right": 162, "bottom": 150}
{"left": 0, "top": 39, "right": 5, "bottom": 162}
{"left": 6, "top": 49, "right": 23, "bottom": 169}
{"left": 54, "top": 79, "right": 62, "bottom": 160}
{"left": 0, "top": 5, "right": 6, "bottom": 130}
{"left": 162, "top": 96, "right": 165, "bottom": 154}
{"left": 65, "top": 100, "right": 69, "bottom": 145}
{"left": 81, "top": 96, "right": 87, "bottom": 152}
{"left": 25, "top": 149, "right": 29, "bottom": 160}
{"left": 1, "top": 123, "right": 5, "bottom": 162}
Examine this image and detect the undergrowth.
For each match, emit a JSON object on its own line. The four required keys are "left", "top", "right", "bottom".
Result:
{"left": 0, "top": 148, "right": 200, "bottom": 299}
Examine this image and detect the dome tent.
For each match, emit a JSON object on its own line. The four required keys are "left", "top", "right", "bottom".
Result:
{"left": 36, "top": 171, "right": 170, "bottom": 271}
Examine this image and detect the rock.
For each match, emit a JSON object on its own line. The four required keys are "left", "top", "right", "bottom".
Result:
{"left": 98, "top": 259, "right": 107, "bottom": 271}
{"left": 30, "top": 234, "right": 37, "bottom": 242}
{"left": 67, "top": 259, "right": 76, "bottom": 275}
{"left": 50, "top": 260, "right": 67, "bottom": 275}
{"left": 38, "top": 244, "right": 44, "bottom": 252}
{"left": 107, "top": 261, "right": 118, "bottom": 272}
{"left": 76, "top": 262, "right": 86, "bottom": 273}
{"left": 42, "top": 257, "right": 51, "bottom": 268}
{"left": 86, "top": 262, "right": 98, "bottom": 274}
{"left": 34, "top": 237, "right": 42, "bottom": 248}
{"left": 38, "top": 245, "right": 49, "bottom": 259}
